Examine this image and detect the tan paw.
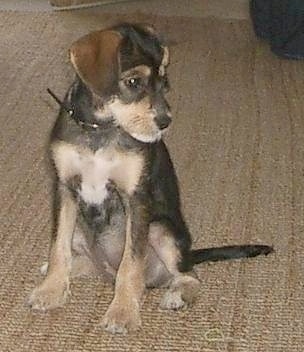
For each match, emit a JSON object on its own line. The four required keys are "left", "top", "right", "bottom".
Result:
{"left": 101, "top": 299, "right": 141, "bottom": 334}
{"left": 27, "top": 279, "right": 70, "bottom": 311}
{"left": 160, "top": 290, "right": 186, "bottom": 310}
{"left": 160, "top": 275, "right": 200, "bottom": 310}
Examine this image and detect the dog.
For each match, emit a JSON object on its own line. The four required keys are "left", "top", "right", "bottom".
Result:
{"left": 28, "top": 23, "right": 273, "bottom": 334}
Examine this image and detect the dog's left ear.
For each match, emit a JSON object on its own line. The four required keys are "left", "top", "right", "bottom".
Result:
{"left": 70, "top": 30, "right": 122, "bottom": 96}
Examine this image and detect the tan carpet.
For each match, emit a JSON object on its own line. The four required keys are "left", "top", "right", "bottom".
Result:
{"left": 0, "top": 9, "right": 303, "bottom": 352}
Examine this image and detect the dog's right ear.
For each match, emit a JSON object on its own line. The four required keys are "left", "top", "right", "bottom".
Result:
{"left": 70, "top": 30, "right": 122, "bottom": 96}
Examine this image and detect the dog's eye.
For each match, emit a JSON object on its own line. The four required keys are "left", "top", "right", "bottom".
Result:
{"left": 125, "top": 77, "right": 142, "bottom": 90}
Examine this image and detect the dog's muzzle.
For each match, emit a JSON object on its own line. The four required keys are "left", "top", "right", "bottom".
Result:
{"left": 154, "top": 114, "right": 172, "bottom": 130}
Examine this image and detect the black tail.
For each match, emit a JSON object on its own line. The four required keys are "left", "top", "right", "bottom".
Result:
{"left": 190, "top": 245, "right": 274, "bottom": 265}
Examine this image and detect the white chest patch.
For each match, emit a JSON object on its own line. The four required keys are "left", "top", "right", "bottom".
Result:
{"left": 52, "top": 142, "right": 144, "bottom": 204}
{"left": 78, "top": 150, "right": 118, "bottom": 204}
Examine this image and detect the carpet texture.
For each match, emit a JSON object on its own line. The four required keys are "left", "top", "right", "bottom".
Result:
{"left": 0, "top": 9, "right": 303, "bottom": 352}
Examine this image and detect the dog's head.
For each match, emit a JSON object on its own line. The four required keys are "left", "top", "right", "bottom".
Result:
{"left": 70, "top": 23, "right": 171, "bottom": 143}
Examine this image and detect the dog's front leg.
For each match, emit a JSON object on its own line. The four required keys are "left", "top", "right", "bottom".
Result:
{"left": 102, "top": 193, "right": 149, "bottom": 334}
{"left": 28, "top": 185, "right": 76, "bottom": 311}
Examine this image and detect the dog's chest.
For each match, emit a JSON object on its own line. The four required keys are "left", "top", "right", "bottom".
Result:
{"left": 78, "top": 149, "right": 118, "bottom": 204}
{"left": 52, "top": 142, "right": 144, "bottom": 204}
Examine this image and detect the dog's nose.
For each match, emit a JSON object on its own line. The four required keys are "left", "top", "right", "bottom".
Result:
{"left": 154, "top": 115, "right": 172, "bottom": 130}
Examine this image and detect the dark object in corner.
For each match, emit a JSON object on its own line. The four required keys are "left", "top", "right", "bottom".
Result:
{"left": 250, "top": 0, "right": 304, "bottom": 59}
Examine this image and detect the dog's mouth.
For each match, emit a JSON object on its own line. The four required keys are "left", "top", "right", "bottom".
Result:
{"left": 94, "top": 97, "right": 171, "bottom": 143}
{"left": 125, "top": 117, "right": 171, "bottom": 143}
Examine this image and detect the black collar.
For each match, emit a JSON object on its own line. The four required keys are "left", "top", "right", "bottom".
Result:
{"left": 47, "top": 88, "right": 114, "bottom": 131}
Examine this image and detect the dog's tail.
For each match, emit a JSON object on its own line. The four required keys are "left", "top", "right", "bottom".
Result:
{"left": 190, "top": 245, "right": 273, "bottom": 264}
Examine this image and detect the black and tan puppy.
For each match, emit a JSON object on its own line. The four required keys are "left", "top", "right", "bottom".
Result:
{"left": 28, "top": 23, "right": 273, "bottom": 334}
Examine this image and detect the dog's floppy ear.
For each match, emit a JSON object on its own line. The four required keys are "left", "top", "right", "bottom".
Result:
{"left": 70, "top": 30, "right": 122, "bottom": 96}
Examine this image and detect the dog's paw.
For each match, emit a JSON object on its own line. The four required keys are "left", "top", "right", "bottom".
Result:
{"left": 160, "top": 275, "right": 200, "bottom": 310}
{"left": 101, "top": 299, "right": 141, "bottom": 334}
{"left": 160, "top": 290, "right": 186, "bottom": 310}
{"left": 27, "top": 280, "right": 70, "bottom": 311}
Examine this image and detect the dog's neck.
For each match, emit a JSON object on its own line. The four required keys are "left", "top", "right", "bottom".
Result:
{"left": 48, "top": 80, "right": 115, "bottom": 132}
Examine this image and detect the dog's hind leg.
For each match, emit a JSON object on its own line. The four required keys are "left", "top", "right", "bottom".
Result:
{"left": 148, "top": 222, "right": 200, "bottom": 310}
{"left": 39, "top": 220, "right": 98, "bottom": 279}
{"left": 40, "top": 255, "right": 97, "bottom": 278}
{"left": 69, "top": 223, "right": 98, "bottom": 277}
